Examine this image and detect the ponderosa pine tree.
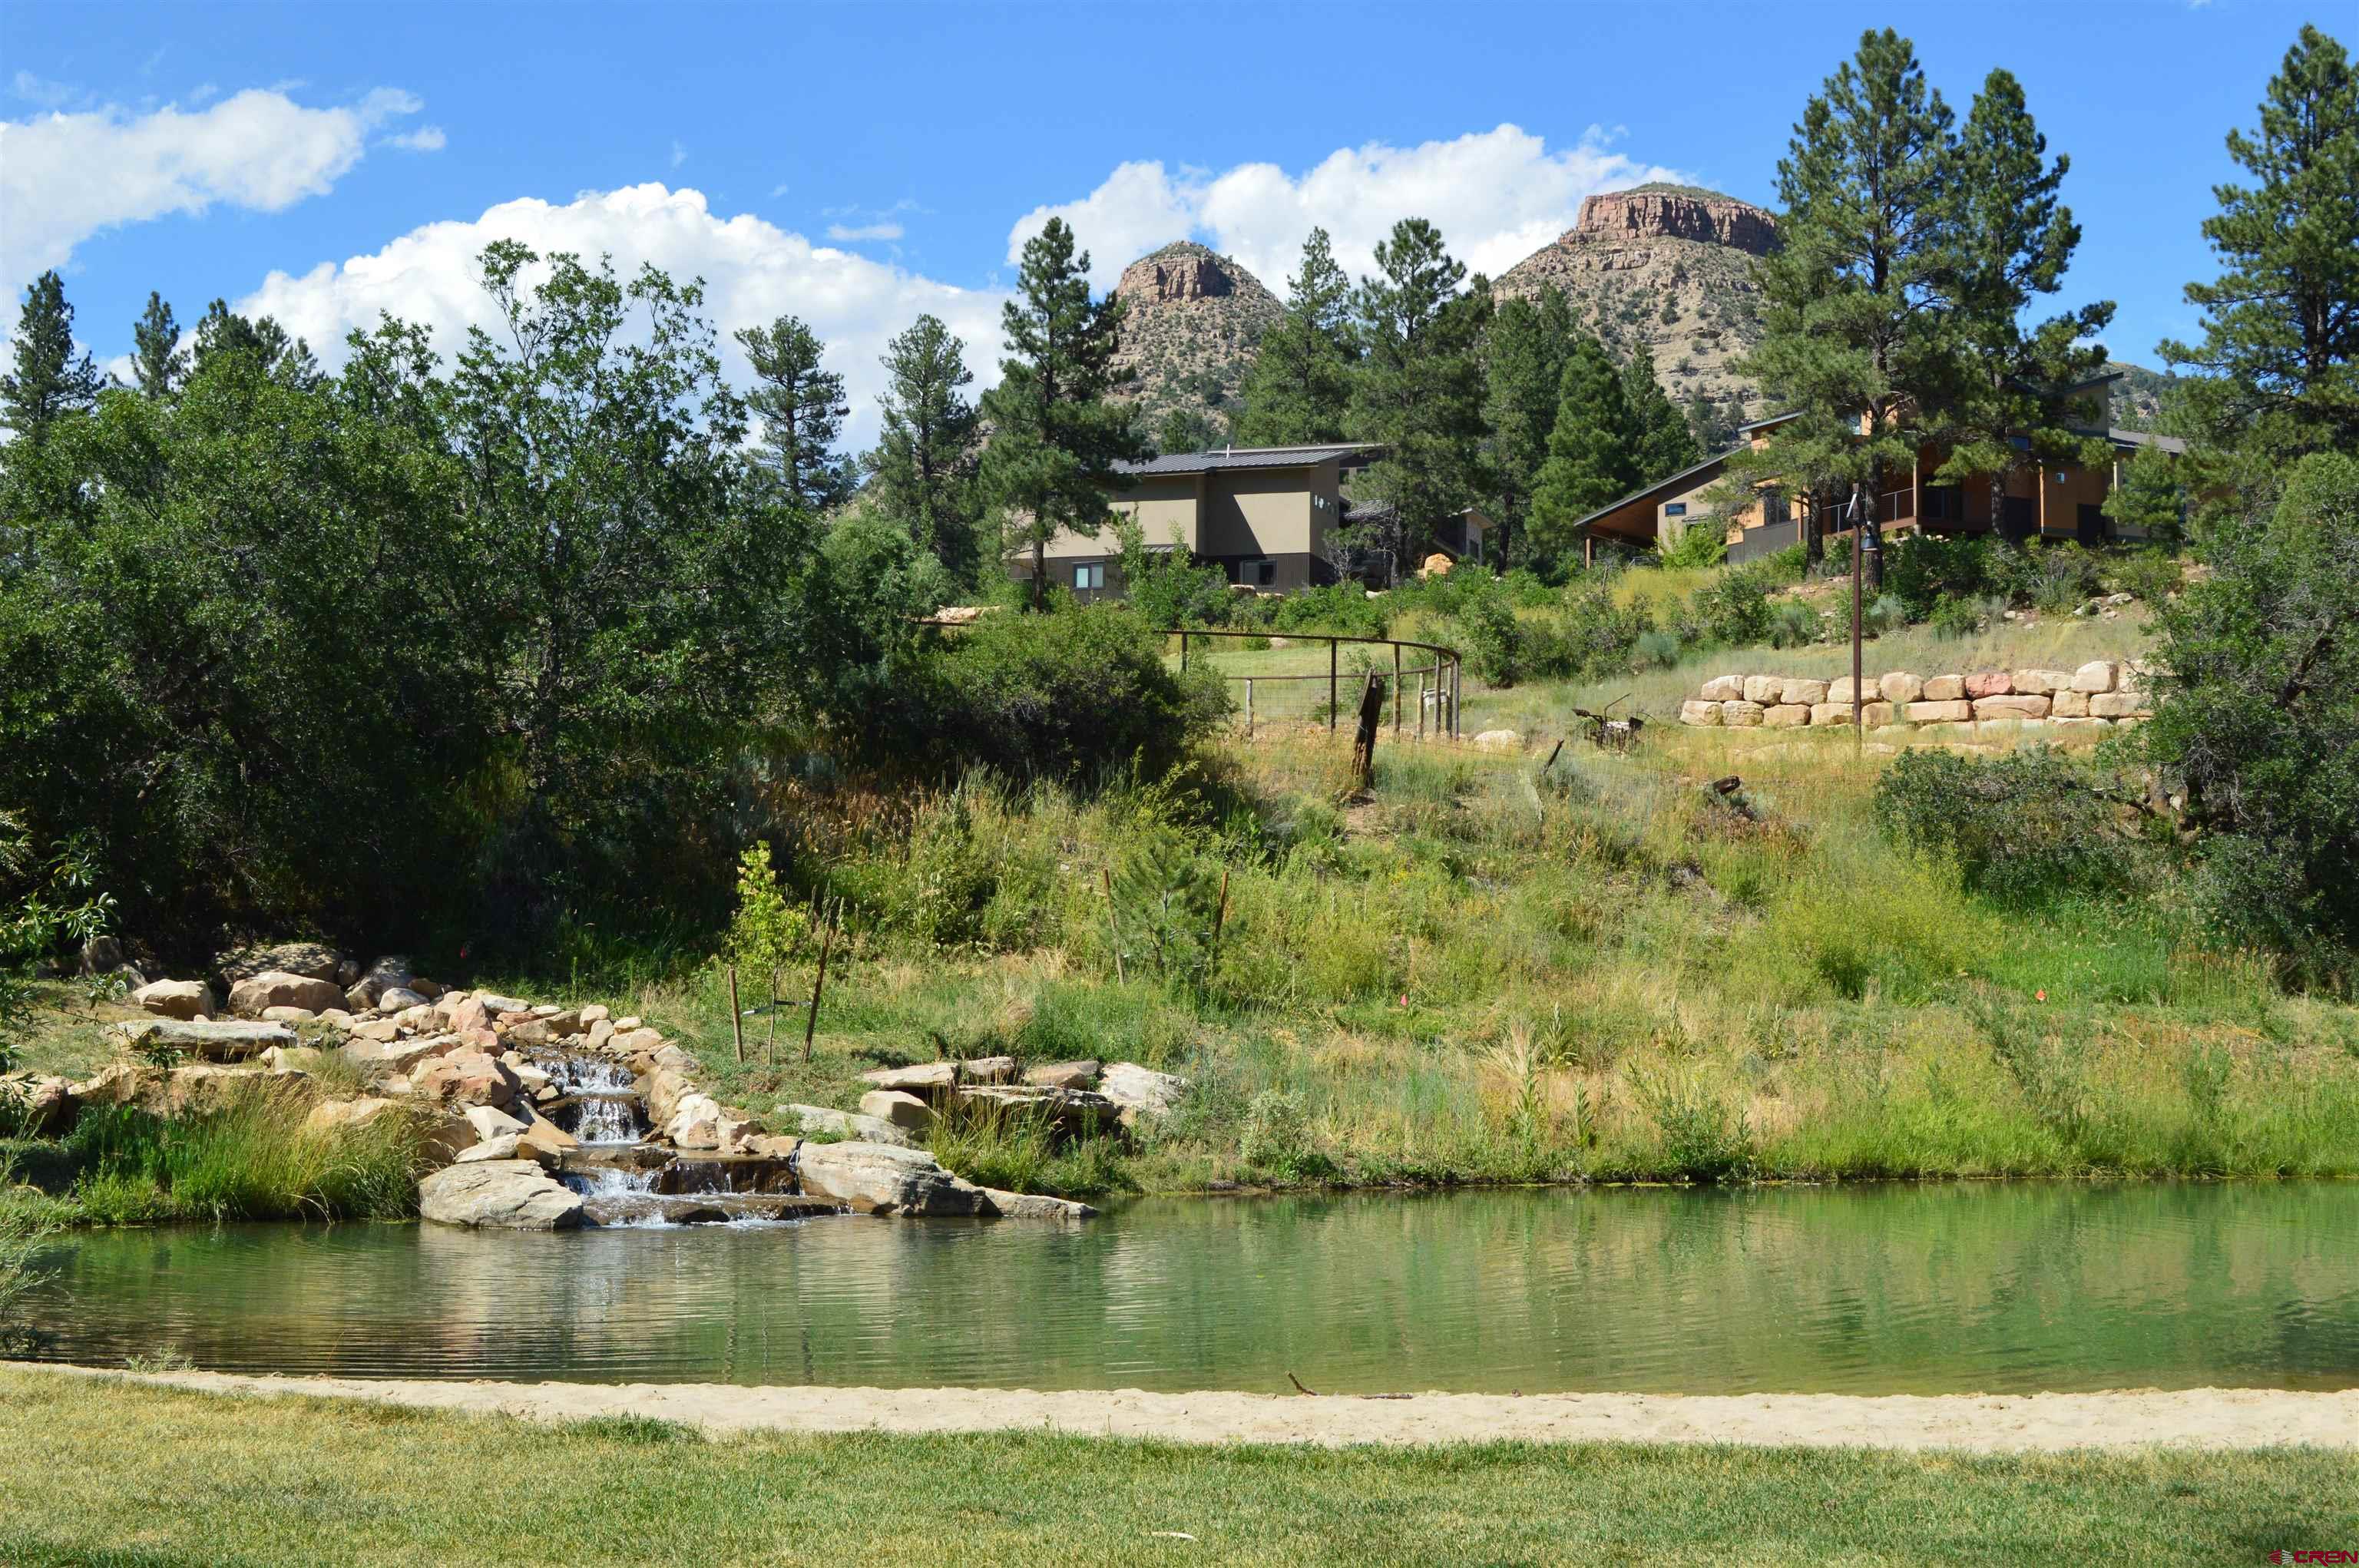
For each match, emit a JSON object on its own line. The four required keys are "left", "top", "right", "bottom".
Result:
{"left": 2161, "top": 23, "right": 2359, "bottom": 468}
{"left": 1233, "top": 227, "right": 1356, "bottom": 447}
{"left": 1732, "top": 30, "right": 2112, "bottom": 580}
{"left": 1345, "top": 219, "right": 1490, "bottom": 582}
{"left": 191, "top": 299, "right": 322, "bottom": 389}
{"left": 1156, "top": 405, "right": 1223, "bottom": 456}
{"left": 1621, "top": 342, "right": 1702, "bottom": 484}
{"left": 1482, "top": 288, "right": 1578, "bottom": 569}
{"left": 737, "top": 314, "right": 855, "bottom": 514}
{"left": 978, "top": 218, "right": 1146, "bottom": 609}
{"left": 1527, "top": 336, "right": 1639, "bottom": 571}
{"left": 129, "top": 292, "right": 187, "bottom": 399}
{"left": 865, "top": 313, "right": 982, "bottom": 582}
{"left": 1, "top": 272, "right": 104, "bottom": 448}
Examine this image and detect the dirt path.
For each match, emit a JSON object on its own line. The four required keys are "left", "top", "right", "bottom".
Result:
{"left": 27, "top": 1365, "right": 2357, "bottom": 1451}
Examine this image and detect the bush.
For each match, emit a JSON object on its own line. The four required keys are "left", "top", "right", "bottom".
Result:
{"left": 1884, "top": 534, "right": 1995, "bottom": 619}
{"left": 1874, "top": 746, "right": 2146, "bottom": 908}
{"left": 1686, "top": 564, "right": 1777, "bottom": 647}
{"left": 2107, "top": 548, "right": 2182, "bottom": 604}
{"left": 1267, "top": 583, "right": 1388, "bottom": 640}
{"left": 1766, "top": 602, "right": 1820, "bottom": 649}
{"left": 889, "top": 607, "right": 1228, "bottom": 782}
{"left": 1631, "top": 629, "right": 1686, "bottom": 670}
{"left": 1558, "top": 583, "right": 1656, "bottom": 675}
{"left": 1657, "top": 524, "right": 1728, "bottom": 571}
{"left": 0, "top": 1201, "right": 61, "bottom": 1357}
{"left": 1927, "top": 594, "right": 1987, "bottom": 640}
{"left": 1452, "top": 587, "right": 1527, "bottom": 686}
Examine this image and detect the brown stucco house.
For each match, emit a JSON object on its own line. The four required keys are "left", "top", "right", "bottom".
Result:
{"left": 1009, "top": 442, "right": 1381, "bottom": 600}
{"left": 1570, "top": 374, "right": 2188, "bottom": 566}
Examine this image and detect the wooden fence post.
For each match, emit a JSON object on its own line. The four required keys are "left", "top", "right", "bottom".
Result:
{"left": 1393, "top": 643, "right": 1402, "bottom": 733}
{"left": 1328, "top": 638, "right": 1338, "bottom": 733}
{"left": 1352, "top": 672, "right": 1385, "bottom": 790}
{"left": 727, "top": 964, "right": 744, "bottom": 1064}
{"left": 1245, "top": 678, "right": 1254, "bottom": 739}
{"left": 802, "top": 907, "right": 837, "bottom": 1066}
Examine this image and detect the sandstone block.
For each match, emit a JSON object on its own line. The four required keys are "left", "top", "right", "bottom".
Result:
{"left": 109, "top": 1018, "right": 296, "bottom": 1062}
{"left": 1879, "top": 672, "right": 1924, "bottom": 705}
{"left": 1828, "top": 676, "right": 1858, "bottom": 704}
{"left": 2050, "top": 688, "right": 2090, "bottom": 717}
{"left": 793, "top": 1141, "right": 986, "bottom": 1217}
{"left": 778, "top": 1103, "right": 913, "bottom": 1147}
{"left": 980, "top": 1189, "right": 1097, "bottom": 1222}
{"left": 227, "top": 970, "right": 345, "bottom": 1018}
{"left": 1762, "top": 703, "right": 1809, "bottom": 727}
{"left": 1860, "top": 701, "right": 1895, "bottom": 727}
{"left": 1921, "top": 674, "right": 1966, "bottom": 702}
{"left": 1699, "top": 674, "right": 1745, "bottom": 702}
{"left": 260, "top": 1006, "right": 318, "bottom": 1024}
{"left": 1024, "top": 1059, "right": 1102, "bottom": 1090}
{"left": 1964, "top": 670, "right": 2013, "bottom": 699}
{"left": 2013, "top": 668, "right": 2073, "bottom": 694}
{"left": 1904, "top": 699, "right": 1974, "bottom": 724}
{"left": 862, "top": 1061, "right": 959, "bottom": 1097}
{"left": 418, "top": 1160, "right": 583, "bottom": 1229}
{"left": 1779, "top": 677, "right": 1828, "bottom": 706}
{"left": 134, "top": 979, "right": 213, "bottom": 1021}
{"left": 1810, "top": 703, "right": 1857, "bottom": 726}
{"left": 2089, "top": 692, "right": 2143, "bottom": 718}
{"left": 1742, "top": 674, "right": 1783, "bottom": 705}
{"left": 1720, "top": 700, "right": 1764, "bottom": 726}
{"left": 859, "top": 1089, "right": 937, "bottom": 1131}
{"left": 1679, "top": 700, "right": 1722, "bottom": 726}
{"left": 217, "top": 942, "right": 342, "bottom": 986}
{"left": 1972, "top": 694, "right": 2050, "bottom": 720}
{"left": 1099, "top": 1062, "right": 1189, "bottom": 1126}
{"left": 2071, "top": 660, "right": 2118, "bottom": 693}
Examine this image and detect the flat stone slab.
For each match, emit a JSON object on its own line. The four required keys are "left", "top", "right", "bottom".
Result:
{"left": 109, "top": 1019, "right": 297, "bottom": 1061}
{"left": 779, "top": 1103, "right": 913, "bottom": 1147}
{"left": 418, "top": 1160, "right": 584, "bottom": 1230}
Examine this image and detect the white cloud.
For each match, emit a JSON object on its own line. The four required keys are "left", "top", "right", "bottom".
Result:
{"left": 670, "top": 140, "right": 688, "bottom": 169}
{"left": 825, "top": 221, "right": 904, "bottom": 243}
{"left": 0, "top": 85, "right": 429, "bottom": 283}
{"left": 1009, "top": 124, "right": 1689, "bottom": 295}
{"left": 385, "top": 124, "right": 446, "bottom": 153}
{"left": 12, "top": 71, "right": 77, "bottom": 109}
{"left": 230, "top": 182, "right": 1011, "bottom": 447}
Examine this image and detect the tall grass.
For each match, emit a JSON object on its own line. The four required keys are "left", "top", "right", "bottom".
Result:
{"left": 58, "top": 1089, "right": 424, "bottom": 1224}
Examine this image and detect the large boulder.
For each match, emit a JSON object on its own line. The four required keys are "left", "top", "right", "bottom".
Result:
{"left": 409, "top": 1050, "right": 521, "bottom": 1110}
{"left": 305, "top": 1097, "right": 399, "bottom": 1135}
{"left": 227, "top": 970, "right": 345, "bottom": 1019}
{"left": 110, "top": 1018, "right": 296, "bottom": 1062}
{"left": 1698, "top": 674, "right": 1745, "bottom": 702}
{"left": 793, "top": 1141, "right": 986, "bottom": 1216}
{"left": 1920, "top": 674, "right": 1966, "bottom": 703}
{"left": 417, "top": 1161, "right": 584, "bottom": 1229}
{"left": 1964, "top": 670, "right": 2013, "bottom": 699}
{"left": 860, "top": 1061, "right": 959, "bottom": 1097}
{"left": 1878, "top": 671, "right": 1924, "bottom": 705}
{"left": 1, "top": 1074, "right": 77, "bottom": 1136}
{"left": 1720, "top": 700, "right": 1764, "bottom": 727}
{"left": 1099, "top": 1062, "right": 1188, "bottom": 1126}
{"left": 1678, "top": 700, "right": 1722, "bottom": 727}
{"left": 2071, "top": 660, "right": 2118, "bottom": 694}
{"left": 1778, "top": 677, "right": 1828, "bottom": 706}
{"left": 1742, "top": 674, "right": 1783, "bottom": 705}
{"left": 218, "top": 942, "right": 342, "bottom": 986}
{"left": 132, "top": 979, "right": 213, "bottom": 1021}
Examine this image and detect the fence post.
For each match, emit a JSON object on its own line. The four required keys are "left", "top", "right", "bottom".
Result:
{"left": 1245, "top": 678, "right": 1254, "bottom": 739}
{"left": 1418, "top": 670, "right": 1427, "bottom": 741}
{"left": 1393, "top": 643, "right": 1402, "bottom": 733}
{"left": 1329, "top": 638, "right": 1338, "bottom": 733}
{"left": 1180, "top": 630, "right": 1189, "bottom": 674}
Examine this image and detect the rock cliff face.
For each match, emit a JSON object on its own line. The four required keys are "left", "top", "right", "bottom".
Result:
{"left": 1108, "top": 241, "right": 1283, "bottom": 443}
{"left": 1495, "top": 184, "right": 1780, "bottom": 439}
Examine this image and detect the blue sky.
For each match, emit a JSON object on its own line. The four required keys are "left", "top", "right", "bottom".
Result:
{"left": 1, "top": 1, "right": 2325, "bottom": 440}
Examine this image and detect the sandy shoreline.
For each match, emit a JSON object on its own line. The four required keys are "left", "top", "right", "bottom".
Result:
{"left": 24, "top": 1365, "right": 2358, "bottom": 1451}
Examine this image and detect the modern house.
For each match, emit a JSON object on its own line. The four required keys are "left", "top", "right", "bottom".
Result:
{"left": 1011, "top": 442, "right": 1381, "bottom": 599}
{"left": 1569, "top": 375, "right": 2188, "bottom": 566}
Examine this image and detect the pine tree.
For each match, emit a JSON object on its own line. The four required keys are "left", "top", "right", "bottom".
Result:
{"left": 1154, "top": 405, "right": 1223, "bottom": 456}
{"left": 978, "top": 218, "right": 1147, "bottom": 609}
{"left": 1345, "top": 218, "right": 1490, "bottom": 583}
{"left": 736, "top": 314, "right": 855, "bottom": 514}
{"left": 1, "top": 271, "right": 104, "bottom": 445}
{"left": 130, "top": 292, "right": 187, "bottom": 399}
{"left": 1732, "top": 30, "right": 2111, "bottom": 578}
{"left": 1527, "top": 336, "right": 1639, "bottom": 571}
{"left": 2161, "top": 24, "right": 2359, "bottom": 465}
{"left": 866, "top": 313, "right": 983, "bottom": 583}
{"left": 1482, "top": 289, "right": 1578, "bottom": 569}
{"left": 191, "top": 299, "right": 322, "bottom": 389}
{"left": 1233, "top": 227, "right": 1357, "bottom": 446}
{"left": 1620, "top": 342, "right": 1702, "bottom": 484}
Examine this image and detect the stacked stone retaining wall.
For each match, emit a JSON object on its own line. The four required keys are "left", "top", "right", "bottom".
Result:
{"left": 1678, "top": 660, "right": 2155, "bottom": 740}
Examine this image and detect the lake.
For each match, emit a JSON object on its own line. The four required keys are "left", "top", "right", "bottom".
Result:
{"left": 27, "top": 1183, "right": 2359, "bottom": 1394}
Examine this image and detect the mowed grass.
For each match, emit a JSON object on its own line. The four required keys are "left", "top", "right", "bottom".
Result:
{"left": 0, "top": 1371, "right": 2351, "bottom": 1566}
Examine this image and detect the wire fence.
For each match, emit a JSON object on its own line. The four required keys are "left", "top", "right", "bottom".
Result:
{"left": 1170, "top": 629, "right": 1463, "bottom": 741}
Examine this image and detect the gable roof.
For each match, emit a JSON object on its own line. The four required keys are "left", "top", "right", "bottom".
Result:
{"left": 1113, "top": 442, "right": 1381, "bottom": 477}
{"left": 1567, "top": 445, "right": 1741, "bottom": 535}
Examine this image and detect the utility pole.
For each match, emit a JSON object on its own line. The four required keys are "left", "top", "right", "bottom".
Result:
{"left": 1847, "top": 484, "right": 1881, "bottom": 757}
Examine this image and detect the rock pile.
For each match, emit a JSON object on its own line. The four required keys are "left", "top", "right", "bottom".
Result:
{"left": 1678, "top": 660, "right": 2156, "bottom": 739}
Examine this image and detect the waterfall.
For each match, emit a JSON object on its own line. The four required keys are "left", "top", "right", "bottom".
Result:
{"left": 563, "top": 1164, "right": 657, "bottom": 1199}
{"left": 572, "top": 1095, "right": 640, "bottom": 1146}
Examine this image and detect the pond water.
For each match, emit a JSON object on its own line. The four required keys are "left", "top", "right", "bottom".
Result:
{"left": 26, "top": 1183, "right": 2359, "bottom": 1394}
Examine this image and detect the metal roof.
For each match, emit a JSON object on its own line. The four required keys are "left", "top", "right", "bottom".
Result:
{"left": 1113, "top": 442, "right": 1382, "bottom": 477}
{"left": 1567, "top": 445, "right": 1741, "bottom": 534}
{"left": 2107, "top": 428, "right": 2188, "bottom": 455}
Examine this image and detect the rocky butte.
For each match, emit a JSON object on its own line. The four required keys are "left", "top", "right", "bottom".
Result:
{"left": 1107, "top": 240, "right": 1283, "bottom": 440}
{"left": 1494, "top": 184, "right": 1782, "bottom": 435}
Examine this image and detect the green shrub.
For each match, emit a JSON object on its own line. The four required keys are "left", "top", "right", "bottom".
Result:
{"left": 1631, "top": 629, "right": 1686, "bottom": 670}
{"left": 1874, "top": 746, "right": 2146, "bottom": 908}
{"left": 1687, "top": 564, "right": 1777, "bottom": 647}
{"left": 1657, "top": 524, "right": 1727, "bottom": 571}
{"left": 1632, "top": 1073, "right": 1757, "bottom": 1183}
{"left": 1558, "top": 583, "right": 1655, "bottom": 675}
{"left": 1927, "top": 594, "right": 1987, "bottom": 640}
{"left": 893, "top": 607, "right": 1227, "bottom": 782}
{"left": 1452, "top": 588, "right": 1526, "bottom": 686}
{"left": 2108, "top": 547, "right": 2182, "bottom": 606}
{"left": 1239, "top": 1090, "right": 1335, "bottom": 1183}
{"left": 1268, "top": 583, "right": 1388, "bottom": 640}
{"left": 1884, "top": 534, "right": 1994, "bottom": 618}
{"left": 1767, "top": 602, "right": 1820, "bottom": 649}
{"left": 0, "top": 1200, "right": 61, "bottom": 1357}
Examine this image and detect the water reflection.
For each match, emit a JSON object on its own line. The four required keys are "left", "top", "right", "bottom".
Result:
{"left": 28, "top": 1183, "right": 2359, "bottom": 1394}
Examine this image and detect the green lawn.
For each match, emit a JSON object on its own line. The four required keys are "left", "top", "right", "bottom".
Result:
{"left": 0, "top": 1371, "right": 2351, "bottom": 1566}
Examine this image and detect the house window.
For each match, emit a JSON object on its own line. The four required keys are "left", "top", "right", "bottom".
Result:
{"left": 1664, "top": 502, "right": 1687, "bottom": 518}
{"left": 1924, "top": 485, "right": 1963, "bottom": 522}
{"left": 1249, "top": 558, "right": 1276, "bottom": 587}
{"left": 1762, "top": 491, "right": 1790, "bottom": 528}
{"left": 1072, "top": 562, "right": 1105, "bottom": 590}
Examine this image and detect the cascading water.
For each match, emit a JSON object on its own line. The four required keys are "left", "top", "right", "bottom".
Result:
{"left": 572, "top": 1095, "right": 640, "bottom": 1146}
{"left": 542, "top": 1053, "right": 646, "bottom": 1147}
